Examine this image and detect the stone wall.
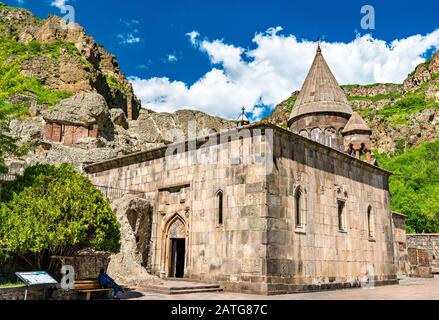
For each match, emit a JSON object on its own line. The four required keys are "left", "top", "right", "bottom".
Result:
{"left": 407, "top": 234, "right": 439, "bottom": 274}
{"left": 264, "top": 129, "right": 396, "bottom": 293}
{"left": 0, "top": 286, "right": 45, "bottom": 300}
{"left": 407, "top": 248, "right": 433, "bottom": 278}
{"left": 65, "top": 250, "right": 111, "bottom": 280}
{"left": 88, "top": 129, "right": 270, "bottom": 293}
{"left": 86, "top": 124, "right": 397, "bottom": 294}
{"left": 392, "top": 212, "right": 409, "bottom": 277}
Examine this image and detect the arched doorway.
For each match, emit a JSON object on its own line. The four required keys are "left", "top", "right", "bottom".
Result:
{"left": 164, "top": 216, "right": 187, "bottom": 278}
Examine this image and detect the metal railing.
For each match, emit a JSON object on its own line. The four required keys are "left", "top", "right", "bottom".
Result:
{"left": 93, "top": 185, "right": 145, "bottom": 201}
{"left": 0, "top": 174, "right": 144, "bottom": 201}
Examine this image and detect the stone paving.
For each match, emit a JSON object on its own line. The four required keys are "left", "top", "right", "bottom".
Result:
{"left": 122, "top": 276, "right": 439, "bottom": 300}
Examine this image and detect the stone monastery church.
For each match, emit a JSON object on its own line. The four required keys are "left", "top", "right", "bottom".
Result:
{"left": 85, "top": 45, "right": 398, "bottom": 295}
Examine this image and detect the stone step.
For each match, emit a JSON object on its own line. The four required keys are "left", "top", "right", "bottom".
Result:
{"left": 168, "top": 287, "right": 223, "bottom": 295}
{"left": 145, "top": 282, "right": 223, "bottom": 295}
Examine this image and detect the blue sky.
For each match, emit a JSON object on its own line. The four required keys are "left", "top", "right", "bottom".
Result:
{"left": 5, "top": 0, "right": 439, "bottom": 120}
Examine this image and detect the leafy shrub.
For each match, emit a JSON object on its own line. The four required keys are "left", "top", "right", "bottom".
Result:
{"left": 0, "top": 164, "right": 120, "bottom": 271}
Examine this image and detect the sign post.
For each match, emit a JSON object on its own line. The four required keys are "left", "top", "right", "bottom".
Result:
{"left": 15, "top": 271, "right": 58, "bottom": 300}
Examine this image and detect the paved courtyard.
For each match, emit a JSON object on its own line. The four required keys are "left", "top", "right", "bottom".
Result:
{"left": 122, "top": 276, "right": 439, "bottom": 300}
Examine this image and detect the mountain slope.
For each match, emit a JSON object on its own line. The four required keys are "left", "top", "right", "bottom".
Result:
{"left": 0, "top": 4, "right": 235, "bottom": 171}
{"left": 0, "top": 3, "right": 141, "bottom": 117}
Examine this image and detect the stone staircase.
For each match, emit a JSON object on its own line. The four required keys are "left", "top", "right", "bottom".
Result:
{"left": 145, "top": 279, "right": 223, "bottom": 295}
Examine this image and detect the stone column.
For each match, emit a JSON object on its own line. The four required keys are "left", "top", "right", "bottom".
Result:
{"left": 366, "top": 150, "right": 372, "bottom": 164}
{"left": 127, "top": 94, "right": 133, "bottom": 121}
{"left": 353, "top": 144, "right": 361, "bottom": 160}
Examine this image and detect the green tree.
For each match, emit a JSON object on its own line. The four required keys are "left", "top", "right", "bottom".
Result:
{"left": 0, "top": 164, "right": 120, "bottom": 271}
{"left": 376, "top": 141, "right": 439, "bottom": 233}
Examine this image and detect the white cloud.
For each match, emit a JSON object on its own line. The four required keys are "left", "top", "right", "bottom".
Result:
{"left": 117, "top": 33, "right": 141, "bottom": 45}
{"left": 117, "top": 18, "right": 143, "bottom": 45}
{"left": 130, "top": 28, "right": 439, "bottom": 120}
{"left": 185, "top": 31, "right": 200, "bottom": 46}
{"left": 163, "top": 54, "right": 179, "bottom": 63}
{"left": 51, "top": 0, "right": 69, "bottom": 10}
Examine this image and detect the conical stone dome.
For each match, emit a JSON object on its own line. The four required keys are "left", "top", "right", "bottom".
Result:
{"left": 342, "top": 112, "right": 372, "bottom": 134}
{"left": 288, "top": 47, "right": 353, "bottom": 125}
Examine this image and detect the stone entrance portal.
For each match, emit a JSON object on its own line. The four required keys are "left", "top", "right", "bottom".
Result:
{"left": 170, "top": 238, "right": 185, "bottom": 278}
{"left": 164, "top": 216, "right": 187, "bottom": 278}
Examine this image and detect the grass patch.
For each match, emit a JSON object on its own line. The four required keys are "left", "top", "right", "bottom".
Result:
{"left": 342, "top": 83, "right": 401, "bottom": 90}
{"left": 359, "top": 90, "right": 439, "bottom": 125}
{"left": 0, "top": 37, "right": 77, "bottom": 105}
{"left": 377, "top": 91, "right": 439, "bottom": 125}
{"left": 0, "top": 282, "right": 25, "bottom": 288}
{"left": 105, "top": 75, "right": 128, "bottom": 95}
{"left": 348, "top": 92, "right": 402, "bottom": 102}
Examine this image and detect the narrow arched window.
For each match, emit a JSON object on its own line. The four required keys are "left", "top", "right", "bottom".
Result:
{"left": 311, "top": 128, "right": 322, "bottom": 144}
{"left": 295, "top": 189, "right": 302, "bottom": 227}
{"left": 217, "top": 191, "right": 224, "bottom": 225}
{"left": 328, "top": 135, "right": 333, "bottom": 148}
{"left": 324, "top": 127, "right": 336, "bottom": 148}
{"left": 367, "top": 206, "right": 374, "bottom": 238}
{"left": 338, "top": 200, "right": 346, "bottom": 232}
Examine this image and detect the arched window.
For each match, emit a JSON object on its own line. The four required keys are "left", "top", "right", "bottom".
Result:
{"left": 338, "top": 128, "right": 345, "bottom": 151}
{"left": 367, "top": 206, "right": 374, "bottom": 239}
{"left": 295, "top": 188, "right": 302, "bottom": 227}
{"left": 217, "top": 191, "right": 224, "bottom": 225}
{"left": 338, "top": 200, "right": 346, "bottom": 232}
{"left": 299, "top": 130, "right": 309, "bottom": 138}
{"left": 311, "top": 128, "right": 322, "bottom": 144}
{"left": 294, "top": 187, "right": 306, "bottom": 231}
{"left": 327, "top": 135, "right": 333, "bottom": 148}
{"left": 324, "top": 127, "right": 336, "bottom": 148}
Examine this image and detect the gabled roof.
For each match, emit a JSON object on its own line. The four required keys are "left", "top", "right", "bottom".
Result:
{"left": 342, "top": 112, "right": 372, "bottom": 134}
{"left": 289, "top": 46, "right": 353, "bottom": 123}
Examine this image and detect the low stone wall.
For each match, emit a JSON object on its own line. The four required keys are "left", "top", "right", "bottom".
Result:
{"left": 392, "top": 212, "right": 409, "bottom": 276}
{"left": 407, "top": 248, "right": 433, "bottom": 278}
{"left": 70, "top": 250, "right": 111, "bottom": 280}
{"left": 0, "top": 286, "right": 44, "bottom": 300}
{"left": 0, "top": 285, "right": 85, "bottom": 300}
{"left": 407, "top": 234, "right": 439, "bottom": 274}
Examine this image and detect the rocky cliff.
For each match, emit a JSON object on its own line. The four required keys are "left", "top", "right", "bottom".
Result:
{"left": 1, "top": 4, "right": 235, "bottom": 172}
{"left": 267, "top": 51, "right": 439, "bottom": 154}
{"left": 0, "top": 3, "right": 140, "bottom": 118}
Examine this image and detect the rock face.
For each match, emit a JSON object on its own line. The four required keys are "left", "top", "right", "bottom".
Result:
{"left": 1, "top": 5, "right": 236, "bottom": 171}
{"left": 42, "top": 92, "right": 111, "bottom": 128}
{"left": 368, "top": 109, "right": 439, "bottom": 153}
{"left": 110, "top": 109, "right": 129, "bottom": 130}
{"left": 129, "top": 109, "right": 236, "bottom": 144}
{"left": 108, "top": 195, "right": 159, "bottom": 286}
{"left": 266, "top": 92, "right": 299, "bottom": 128}
{"left": 404, "top": 51, "right": 439, "bottom": 92}
{"left": 342, "top": 84, "right": 403, "bottom": 97}
{"left": 7, "top": 93, "right": 235, "bottom": 172}
{"left": 0, "top": 4, "right": 141, "bottom": 119}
